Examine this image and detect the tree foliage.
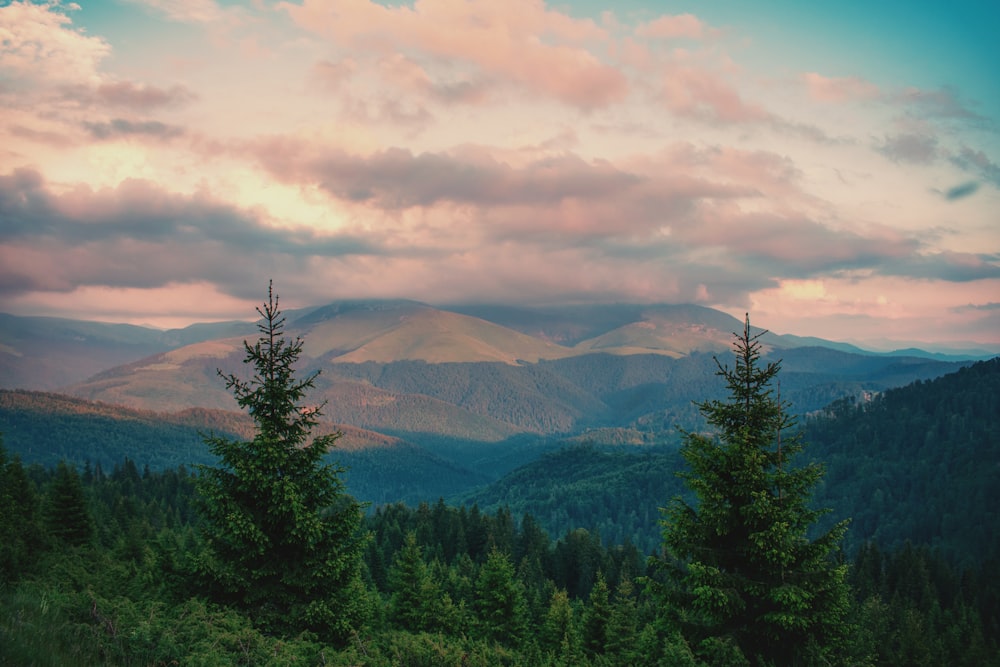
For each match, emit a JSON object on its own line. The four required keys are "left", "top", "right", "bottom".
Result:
{"left": 195, "top": 282, "right": 369, "bottom": 642}
{"left": 655, "top": 315, "right": 852, "bottom": 666}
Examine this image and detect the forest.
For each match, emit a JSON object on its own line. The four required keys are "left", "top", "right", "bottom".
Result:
{"left": 2, "top": 295, "right": 998, "bottom": 665}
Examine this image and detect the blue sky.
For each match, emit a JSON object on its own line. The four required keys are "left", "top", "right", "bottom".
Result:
{"left": 1, "top": 0, "right": 998, "bottom": 348}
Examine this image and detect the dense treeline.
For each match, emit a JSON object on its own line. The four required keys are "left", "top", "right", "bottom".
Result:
{"left": 3, "top": 292, "right": 995, "bottom": 664}
{"left": 463, "top": 445, "right": 685, "bottom": 555}
{"left": 3, "top": 448, "right": 999, "bottom": 665}
{"left": 805, "top": 357, "right": 1000, "bottom": 562}
{"left": 466, "top": 358, "right": 1000, "bottom": 567}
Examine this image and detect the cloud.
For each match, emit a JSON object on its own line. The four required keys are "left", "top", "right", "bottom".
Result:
{"left": 659, "top": 64, "right": 770, "bottom": 124}
{"left": 950, "top": 147, "right": 1000, "bottom": 187}
{"left": 875, "top": 132, "right": 939, "bottom": 164}
{"left": 280, "top": 0, "right": 627, "bottom": 109}
{"left": 0, "top": 1, "right": 110, "bottom": 88}
{"left": 0, "top": 169, "right": 379, "bottom": 297}
{"left": 880, "top": 252, "right": 1000, "bottom": 282}
{"left": 123, "top": 0, "right": 224, "bottom": 23}
{"left": 635, "top": 14, "right": 712, "bottom": 40}
{"left": 311, "top": 59, "right": 357, "bottom": 92}
{"left": 895, "top": 86, "right": 989, "bottom": 125}
{"left": 802, "top": 72, "right": 880, "bottom": 103}
{"left": 83, "top": 118, "right": 186, "bottom": 140}
{"left": 943, "top": 181, "right": 980, "bottom": 200}
{"left": 95, "top": 81, "right": 197, "bottom": 109}
{"left": 255, "top": 142, "right": 642, "bottom": 209}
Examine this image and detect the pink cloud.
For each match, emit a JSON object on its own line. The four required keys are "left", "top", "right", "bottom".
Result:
{"left": 310, "top": 59, "right": 357, "bottom": 91}
{"left": 280, "top": 0, "right": 627, "bottom": 109}
{"left": 635, "top": 14, "right": 710, "bottom": 40}
{"left": 95, "top": 81, "right": 196, "bottom": 109}
{"left": 0, "top": 1, "right": 110, "bottom": 87}
{"left": 802, "top": 72, "right": 880, "bottom": 103}
{"left": 661, "top": 64, "right": 770, "bottom": 123}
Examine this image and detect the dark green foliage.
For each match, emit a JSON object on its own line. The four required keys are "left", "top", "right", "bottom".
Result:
{"left": 0, "top": 437, "right": 45, "bottom": 582}
{"left": 474, "top": 547, "right": 528, "bottom": 646}
{"left": 582, "top": 571, "right": 612, "bottom": 656}
{"left": 387, "top": 531, "right": 458, "bottom": 633}
{"left": 45, "top": 460, "right": 93, "bottom": 547}
{"left": 196, "top": 283, "right": 369, "bottom": 643}
{"left": 655, "top": 316, "right": 852, "bottom": 666}
{"left": 0, "top": 390, "right": 220, "bottom": 471}
{"left": 805, "top": 357, "right": 1000, "bottom": 563}
{"left": 2, "top": 453, "right": 998, "bottom": 665}
{"left": 466, "top": 444, "right": 686, "bottom": 555}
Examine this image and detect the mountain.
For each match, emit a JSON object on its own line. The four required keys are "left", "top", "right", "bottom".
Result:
{"left": 0, "top": 389, "right": 486, "bottom": 504}
{"left": 51, "top": 299, "right": 973, "bottom": 450}
{"left": 292, "top": 300, "right": 573, "bottom": 364}
{"left": 3, "top": 300, "right": 987, "bottom": 483}
{"left": 462, "top": 359, "right": 1000, "bottom": 563}
{"left": 0, "top": 313, "right": 256, "bottom": 390}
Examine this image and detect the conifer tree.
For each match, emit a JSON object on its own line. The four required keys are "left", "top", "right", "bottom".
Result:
{"left": 388, "top": 531, "right": 445, "bottom": 633}
{"left": 606, "top": 574, "right": 640, "bottom": 665}
{"left": 0, "top": 437, "right": 45, "bottom": 580}
{"left": 475, "top": 547, "right": 528, "bottom": 646}
{"left": 45, "top": 460, "right": 93, "bottom": 547}
{"left": 655, "top": 315, "right": 851, "bottom": 666}
{"left": 582, "top": 571, "right": 612, "bottom": 656}
{"left": 196, "top": 282, "right": 368, "bottom": 643}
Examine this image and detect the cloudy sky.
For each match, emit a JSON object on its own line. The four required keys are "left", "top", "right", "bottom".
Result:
{"left": 1, "top": 0, "right": 998, "bottom": 348}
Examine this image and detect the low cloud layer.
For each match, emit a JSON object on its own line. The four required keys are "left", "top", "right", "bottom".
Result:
{"left": 0, "top": 0, "right": 997, "bottom": 345}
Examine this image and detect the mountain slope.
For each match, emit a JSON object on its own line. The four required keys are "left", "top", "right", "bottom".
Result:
{"left": 0, "top": 313, "right": 256, "bottom": 391}
{"left": 461, "top": 359, "right": 1000, "bottom": 563}
{"left": 0, "top": 390, "right": 486, "bottom": 503}
{"left": 294, "top": 300, "right": 573, "bottom": 364}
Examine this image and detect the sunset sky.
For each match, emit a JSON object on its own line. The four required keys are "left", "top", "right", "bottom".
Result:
{"left": 1, "top": 0, "right": 998, "bottom": 349}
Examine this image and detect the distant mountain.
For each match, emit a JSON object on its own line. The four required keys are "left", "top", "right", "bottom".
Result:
{"left": 0, "top": 390, "right": 486, "bottom": 504}
{"left": 0, "top": 313, "right": 255, "bottom": 390}
{"left": 2, "top": 300, "right": 985, "bottom": 458}
{"left": 290, "top": 300, "right": 573, "bottom": 364}
{"left": 2, "top": 305, "right": 992, "bottom": 520}
{"left": 462, "top": 359, "right": 1000, "bottom": 563}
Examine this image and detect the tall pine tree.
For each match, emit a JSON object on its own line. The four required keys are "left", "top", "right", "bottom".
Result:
{"left": 654, "top": 315, "right": 851, "bottom": 666}
{"left": 196, "top": 282, "right": 368, "bottom": 643}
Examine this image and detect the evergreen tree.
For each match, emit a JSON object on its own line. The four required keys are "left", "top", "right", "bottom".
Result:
{"left": 606, "top": 573, "right": 640, "bottom": 666}
{"left": 540, "top": 588, "right": 576, "bottom": 655}
{"left": 582, "top": 571, "right": 612, "bottom": 656}
{"left": 475, "top": 547, "right": 528, "bottom": 646}
{"left": 388, "top": 531, "right": 444, "bottom": 633}
{"left": 0, "top": 436, "right": 46, "bottom": 580}
{"left": 45, "top": 460, "right": 93, "bottom": 547}
{"left": 196, "top": 282, "right": 368, "bottom": 643}
{"left": 654, "top": 315, "right": 852, "bottom": 666}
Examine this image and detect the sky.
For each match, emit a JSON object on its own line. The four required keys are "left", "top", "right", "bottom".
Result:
{"left": 1, "top": 0, "right": 998, "bottom": 349}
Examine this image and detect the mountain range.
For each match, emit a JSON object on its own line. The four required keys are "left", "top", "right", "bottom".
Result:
{"left": 2, "top": 300, "right": 991, "bottom": 499}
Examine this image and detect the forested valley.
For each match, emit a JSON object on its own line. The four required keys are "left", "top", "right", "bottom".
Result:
{"left": 2, "top": 296, "right": 998, "bottom": 665}
{"left": 3, "top": 450, "right": 998, "bottom": 666}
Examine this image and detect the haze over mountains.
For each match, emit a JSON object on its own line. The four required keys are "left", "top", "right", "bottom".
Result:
{"left": 1, "top": 298, "right": 995, "bottom": 506}
{"left": 2, "top": 299, "right": 988, "bottom": 440}
{"left": 3, "top": 300, "right": 994, "bottom": 392}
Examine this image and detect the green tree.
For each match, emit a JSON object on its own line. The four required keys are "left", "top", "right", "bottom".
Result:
{"left": 196, "top": 282, "right": 368, "bottom": 643}
{"left": 582, "top": 571, "right": 612, "bottom": 657}
{"left": 654, "top": 315, "right": 852, "bottom": 666}
{"left": 45, "top": 460, "right": 93, "bottom": 547}
{"left": 0, "top": 436, "right": 46, "bottom": 580}
{"left": 388, "top": 531, "right": 450, "bottom": 633}
{"left": 475, "top": 547, "right": 528, "bottom": 646}
{"left": 605, "top": 573, "right": 640, "bottom": 666}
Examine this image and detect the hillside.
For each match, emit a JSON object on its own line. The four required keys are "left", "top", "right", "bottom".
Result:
{"left": 63, "top": 340, "right": 969, "bottom": 448}
{"left": 463, "top": 358, "right": 1000, "bottom": 563}
{"left": 0, "top": 313, "right": 256, "bottom": 390}
{"left": 0, "top": 390, "right": 486, "bottom": 503}
{"left": 8, "top": 300, "right": 993, "bottom": 398}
